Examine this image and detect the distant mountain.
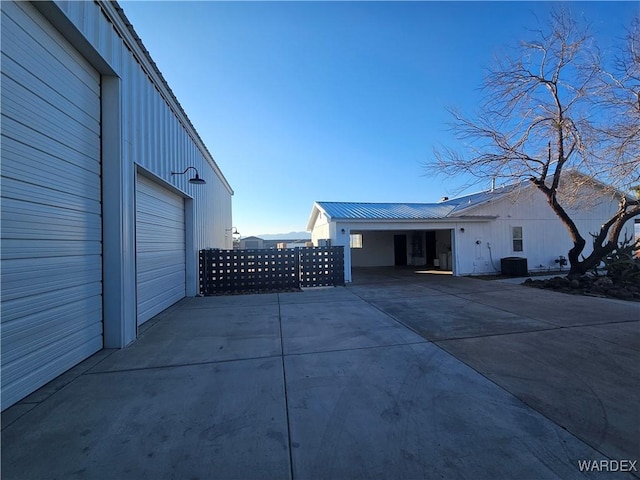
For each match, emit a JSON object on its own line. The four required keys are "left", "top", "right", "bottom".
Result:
{"left": 255, "top": 231, "right": 311, "bottom": 240}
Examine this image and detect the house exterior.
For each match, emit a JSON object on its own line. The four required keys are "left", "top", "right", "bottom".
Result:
{"left": 307, "top": 177, "right": 636, "bottom": 282}
{"left": 1, "top": 1, "right": 233, "bottom": 409}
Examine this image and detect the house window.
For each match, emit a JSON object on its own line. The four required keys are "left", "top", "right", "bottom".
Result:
{"left": 512, "top": 226, "right": 523, "bottom": 252}
{"left": 350, "top": 233, "right": 363, "bottom": 248}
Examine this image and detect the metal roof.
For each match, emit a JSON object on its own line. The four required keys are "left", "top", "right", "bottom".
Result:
{"left": 314, "top": 184, "right": 521, "bottom": 221}
{"left": 316, "top": 202, "right": 457, "bottom": 220}
{"left": 438, "top": 183, "right": 521, "bottom": 214}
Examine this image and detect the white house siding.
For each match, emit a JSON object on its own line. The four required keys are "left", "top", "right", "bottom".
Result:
{"left": 0, "top": 0, "right": 233, "bottom": 409}
{"left": 351, "top": 231, "right": 396, "bottom": 267}
{"left": 310, "top": 211, "right": 331, "bottom": 245}
{"left": 455, "top": 187, "right": 635, "bottom": 275}
{"left": 0, "top": 1, "right": 103, "bottom": 409}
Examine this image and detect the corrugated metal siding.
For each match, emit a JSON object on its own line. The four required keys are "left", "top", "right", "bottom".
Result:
{"left": 0, "top": 1, "right": 102, "bottom": 408}
{"left": 55, "top": 0, "right": 233, "bottom": 252}
{"left": 135, "top": 175, "right": 186, "bottom": 325}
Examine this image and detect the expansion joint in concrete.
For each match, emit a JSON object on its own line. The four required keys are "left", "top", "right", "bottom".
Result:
{"left": 277, "top": 293, "right": 295, "bottom": 480}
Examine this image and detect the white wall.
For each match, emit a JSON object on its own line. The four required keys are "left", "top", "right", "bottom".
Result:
{"left": 310, "top": 210, "right": 331, "bottom": 245}
{"left": 351, "top": 231, "right": 395, "bottom": 267}
{"left": 351, "top": 230, "right": 443, "bottom": 267}
{"left": 456, "top": 186, "right": 636, "bottom": 275}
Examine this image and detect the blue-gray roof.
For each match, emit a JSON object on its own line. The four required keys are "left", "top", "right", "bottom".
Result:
{"left": 315, "top": 183, "right": 520, "bottom": 221}
{"left": 316, "top": 202, "right": 456, "bottom": 220}
{"left": 438, "top": 183, "right": 520, "bottom": 214}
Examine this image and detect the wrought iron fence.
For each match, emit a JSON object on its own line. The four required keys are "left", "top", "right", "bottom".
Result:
{"left": 199, "top": 246, "right": 345, "bottom": 295}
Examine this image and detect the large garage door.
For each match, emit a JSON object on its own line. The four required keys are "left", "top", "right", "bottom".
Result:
{"left": 136, "top": 175, "right": 186, "bottom": 325}
{"left": 0, "top": 2, "right": 102, "bottom": 409}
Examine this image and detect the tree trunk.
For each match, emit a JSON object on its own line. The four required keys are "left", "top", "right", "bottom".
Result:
{"left": 531, "top": 179, "right": 588, "bottom": 275}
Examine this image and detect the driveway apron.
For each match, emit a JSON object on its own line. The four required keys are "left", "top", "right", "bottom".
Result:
{"left": 1, "top": 268, "right": 638, "bottom": 480}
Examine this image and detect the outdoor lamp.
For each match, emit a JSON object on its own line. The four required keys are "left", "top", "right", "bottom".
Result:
{"left": 171, "top": 166, "right": 206, "bottom": 184}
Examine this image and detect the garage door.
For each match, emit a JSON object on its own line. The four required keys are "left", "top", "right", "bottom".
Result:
{"left": 0, "top": 2, "right": 102, "bottom": 409}
{"left": 136, "top": 175, "right": 186, "bottom": 325}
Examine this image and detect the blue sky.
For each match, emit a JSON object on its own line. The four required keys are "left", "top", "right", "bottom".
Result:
{"left": 120, "top": 1, "right": 638, "bottom": 237}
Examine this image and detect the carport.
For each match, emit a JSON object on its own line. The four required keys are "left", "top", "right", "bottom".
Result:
{"left": 307, "top": 201, "right": 496, "bottom": 281}
{"left": 350, "top": 228, "right": 454, "bottom": 270}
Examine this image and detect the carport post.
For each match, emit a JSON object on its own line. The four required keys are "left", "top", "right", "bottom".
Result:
{"left": 332, "top": 223, "right": 352, "bottom": 282}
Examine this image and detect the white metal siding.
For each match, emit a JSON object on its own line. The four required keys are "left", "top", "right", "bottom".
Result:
{"left": 0, "top": 2, "right": 102, "bottom": 409}
{"left": 53, "top": 1, "right": 233, "bottom": 252}
{"left": 136, "top": 175, "right": 186, "bottom": 325}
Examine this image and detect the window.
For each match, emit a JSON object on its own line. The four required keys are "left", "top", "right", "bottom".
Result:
{"left": 350, "top": 233, "right": 363, "bottom": 248}
{"left": 512, "top": 226, "right": 523, "bottom": 252}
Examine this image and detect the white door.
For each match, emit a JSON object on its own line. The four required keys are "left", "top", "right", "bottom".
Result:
{"left": 136, "top": 175, "right": 186, "bottom": 325}
{"left": 0, "top": 2, "right": 102, "bottom": 409}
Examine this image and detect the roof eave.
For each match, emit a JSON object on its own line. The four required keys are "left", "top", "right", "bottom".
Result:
{"left": 330, "top": 216, "right": 497, "bottom": 223}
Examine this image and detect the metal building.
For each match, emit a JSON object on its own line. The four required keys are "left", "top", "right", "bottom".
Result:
{"left": 1, "top": 0, "right": 233, "bottom": 409}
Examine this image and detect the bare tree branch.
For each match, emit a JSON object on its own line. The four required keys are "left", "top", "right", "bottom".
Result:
{"left": 425, "top": 8, "right": 640, "bottom": 275}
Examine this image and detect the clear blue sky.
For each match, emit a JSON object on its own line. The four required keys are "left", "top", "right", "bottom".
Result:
{"left": 120, "top": 1, "right": 637, "bottom": 237}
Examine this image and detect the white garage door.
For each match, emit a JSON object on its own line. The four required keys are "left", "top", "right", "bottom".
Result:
{"left": 0, "top": 2, "right": 102, "bottom": 409}
{"left": 136, "top": 175, "right": 186, "bottom": 325}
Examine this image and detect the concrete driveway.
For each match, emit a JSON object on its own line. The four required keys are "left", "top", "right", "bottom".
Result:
{"left": 2, "top": 267, "right": 639, "bottom": 479}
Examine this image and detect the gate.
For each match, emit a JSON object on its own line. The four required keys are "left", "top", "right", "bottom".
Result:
{"left": 199, "top": 246, "right": 345, "bottom": 295}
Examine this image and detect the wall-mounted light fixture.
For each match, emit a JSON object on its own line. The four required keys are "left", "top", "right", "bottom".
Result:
{"left": 341, "top": 228, "right": 346, "bottom": 234}
{"left": 226, "top": 227, "right": 240, "bottom": 236}
{"left": 460, "top": 227, "right": 465, "bottom": 233}
{"left": 171, "top": 166, "right": 206, "bottom": 184}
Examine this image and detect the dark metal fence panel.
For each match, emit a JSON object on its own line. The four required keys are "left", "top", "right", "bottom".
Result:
{"left": 299, "top": 247, "right": 345, "bottom": 287}
{"left": 199, "top": 246, "right": 345, "bottom": 295}
{"left": 199, "top": 248, "right": 299, "bottom": 295}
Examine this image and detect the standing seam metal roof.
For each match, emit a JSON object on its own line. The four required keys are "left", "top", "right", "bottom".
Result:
{"left": 315, "top": 184, "right": 521, "bottom": 220}
{"left": 316, "top": 202, "right": 457, "bottom": 220}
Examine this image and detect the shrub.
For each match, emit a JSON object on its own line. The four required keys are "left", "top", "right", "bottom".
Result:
{"left": 601, "top": 237, "right": 640, "bottom": 285}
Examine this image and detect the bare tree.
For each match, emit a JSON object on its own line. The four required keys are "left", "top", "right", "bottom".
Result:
{"left": 428, "top": 9, "right": 640, "bottom": 276}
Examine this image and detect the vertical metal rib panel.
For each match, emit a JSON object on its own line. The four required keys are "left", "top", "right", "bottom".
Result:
{"left": 54, "top": 0, "right": 234, "bottom": 295}
{"left": 0, "top": 1, "right": 102, "bottom": 409}
{"left": 135, "top": 175, "right": 186, "bottom": 325}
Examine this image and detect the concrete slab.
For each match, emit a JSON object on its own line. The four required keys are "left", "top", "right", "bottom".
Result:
{"left": 20, "top": 349, "right": 116, "bottom": 404}
{"left": 3, "top": 272, "right": 638, "bottom": 480}
{"left": 1, "top": 358, "right": 291, "bottom": 480}
{"left": 458, "top": 285, "right": 640, "bottom": 327}
{"left": 280, "top": 299, "right": 425, "bottom": 355}
{"left": 351, "top": 268, "right": 522, "bottom": 294}
{"left": 180, "top": 293, "right": 280, "bottom": 309}
{"left": 278, "top": 287, "right": 358, "bottom": 304}
{"left": 285, "top": 343, "right": 616, "bottom": 480}
{"left": 91, "top": 304, "right": 281, "bottom": 372}
{"left": 370, "top": 294, "right": 554, "bottom": 341}
{"left": 416, "top": 276, "right": 522, "bottom": 295}
{"left": 579, "top": 321, "right": 640, "bottom": 352}
{"left": 1, "top": 403, "right": 37, "bottom": 430}
{"left": 348, "top": 282, "right": 446, "bottom": 301}
{"left": 437, "top": 326, "right": 640, "bottom": 462}
{"left": 495, "top": 274, "right": 563, "bottom": 284}
{"left": 349, "top": 267, "right": 409, "bottom": 285}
